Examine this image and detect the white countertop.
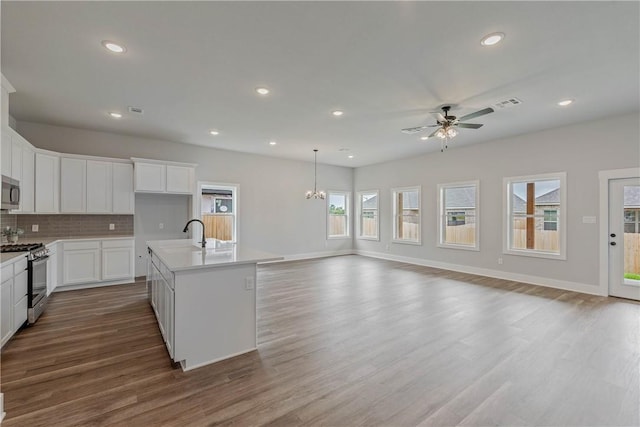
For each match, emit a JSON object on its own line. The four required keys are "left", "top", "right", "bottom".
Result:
{"left": 146, "top": 239, "right": 283, "bottom": 272}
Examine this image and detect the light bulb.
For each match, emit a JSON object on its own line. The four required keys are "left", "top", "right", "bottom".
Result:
{"left": 436, "top": 129, "right": 446, "bottom": 139}
{"left": 446, "top": 128, "right": 458, "bottom": 138}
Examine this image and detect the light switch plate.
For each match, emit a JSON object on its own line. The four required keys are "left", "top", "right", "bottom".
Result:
{"left": 31, "top": 224, "right": 39, "bottom": 232}
{"left": 109, "top": 224, "right": 115, "bottom": 230}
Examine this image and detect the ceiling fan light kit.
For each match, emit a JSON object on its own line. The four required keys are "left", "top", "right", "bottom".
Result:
{"left": 401, "top": 105, "right": 494, "bottom": 152}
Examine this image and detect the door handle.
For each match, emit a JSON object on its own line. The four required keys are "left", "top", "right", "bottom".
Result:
{"left": 610, "top": 242, "right": 617, "bottom": 246}
{"left": 610, "top": 233, "right": 616, "bottom": 238}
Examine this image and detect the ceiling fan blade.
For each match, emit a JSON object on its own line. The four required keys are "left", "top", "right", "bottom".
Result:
{"left": 431, "top": 112, "right": 446, "bottom": 123}
{"left": 458, "top": 107, "right": 494, "bottom": 122}
{"left": 427, "top": 129, "right": 440, "bottom": 138}
{"left": 456, "top": 123, "right": 483, "bottom": 129}
{"left": 401, "top": 126, "right": 429, "bottom": 134}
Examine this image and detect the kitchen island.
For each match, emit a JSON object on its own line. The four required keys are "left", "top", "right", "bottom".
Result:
{"left": 146, "top": 239, "right": 282, "bottom": 371}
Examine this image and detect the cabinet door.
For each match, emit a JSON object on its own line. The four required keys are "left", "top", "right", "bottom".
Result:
{"left": 102, "top": 247, "right": 134, "bottom": 281}
{"left": 35, "top": 152, "right": 60, "bottom": 213}
{"left": 13, "top": 295, "right": 28, "bottom": 333}
{"left": 1, "top": 129, "right": 11, "bottom": 178}
{"left": 166, "top": 165, "right": 193, "bottom": 194}
{"left": 1, "top": 278, "right": 13, "bottom": 346}
{"left": 11, "top": 137, "right": 22, "bottom": 181}
{"left": 135, "top": 162, "right": 165, "bottom": 193}
{"left": 47, "top": 249, "right": 58, "bottom": 295}
{"left": 63, "top": 249, "right": 100, "bottom": 285}
{"left": 20, "top": 145, "right": 35, "bottom": 212}
{"left": 60, "top": 157, "right": 86, "bottom": 213}
{"left": 112, "top": 163, "right": 134, "bottom": 214}
{"left": 162, "top": 278, "right": 174, "bottom": 357}
{"left": 86, "top": 160, "right": 113, "bottom": 213}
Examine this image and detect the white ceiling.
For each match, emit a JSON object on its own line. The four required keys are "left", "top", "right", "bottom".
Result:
{"left": 2, "top": 1, "right": 638, "bottom": 167}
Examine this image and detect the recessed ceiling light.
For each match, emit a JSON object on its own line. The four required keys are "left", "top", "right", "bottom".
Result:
{"left": 101, "top": 40, "right": 126, "bottom": 54}
{"left": 256, "top": 87, "right": 270, "bottom": 95}
{"left": 108, "top": 112, "right": 122, "bottom": 119}
{"left": 209, "top": 130, "right": 220, "bottom": 135}
{"left": 480, "top": 32, "right": 505, "bottom": 46}
{"left": 420, "top": 136, "right": 429, "bottom": 140}
{"left": 348, "top": 155, "right": 354, "bottom": 159}
{"left": 332, "top": 110, "right": 344, "bottom": 117}
{"left": 557, "top": 99, "right": 574, "bottom": 107}
{"left": 269, "top": 141, "right": 277, "bottom": 146}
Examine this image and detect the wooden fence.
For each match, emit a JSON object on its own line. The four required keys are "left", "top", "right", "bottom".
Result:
{"left": 202, "top": 214, "right": 233, "bottom": 241}
{"left": 625, "top": 233, "right": 640, "bottom": 274}
{"left": 444, "top": 224, "right": 476, "bottom": 245}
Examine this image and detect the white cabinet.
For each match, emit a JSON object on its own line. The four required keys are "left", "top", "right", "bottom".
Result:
{"left": 20, "top": 145, "right": 35, "bottom": 212}
{"left": 35, "top": 152, "right": 60, "bottom": 213}
{"left": 62, "top": 241, "right": 101, "bottom": 285}
{"left": 1, "top": 128, "right": 11, "bottom": 177}
{"left": 112, "top": 163, "right": 134, "bottom": 214}
{"left": 148, "top": 255, "right": 174, "bottom": 357}
{"left": 13, "top": 266, "right": 28, "bottom": 333}
{"left": 132, "top": 158, "right": 196, "bottom": 194}
{"left": 60, "top": 157, "right": 86, "bottom": 213}
{"left": 1, "top": 275, "right": 13, "bottom": 347}
{"left": 86, "top": 160, "right": 112, "bottom": 213}
{"left": 134, "top": 162, "right": 166, "bottom": 193}
{"left": 166, "top": 165, "right": 194, "bottom": 194}
{"left": 11, "top": 137, "right": 22, "bottom": 181}
{"left": 47, "top": 243, "right": 58, "bottom": 295}
{"left": 102, "top": 239, "right": 134, "bottom": 281}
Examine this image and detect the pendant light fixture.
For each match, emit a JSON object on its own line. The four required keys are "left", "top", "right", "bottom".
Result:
{"left": 305, "top": 149, "right": 326, "bottom": 200}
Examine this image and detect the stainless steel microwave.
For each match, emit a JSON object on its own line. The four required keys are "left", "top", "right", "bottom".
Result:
{"left": 1, "top": 175, "right": 20, "bottom": 210}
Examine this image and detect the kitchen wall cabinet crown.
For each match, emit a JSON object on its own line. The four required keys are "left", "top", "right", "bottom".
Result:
{"left": 132, "top": 158, "right": 196, "bottom": 194}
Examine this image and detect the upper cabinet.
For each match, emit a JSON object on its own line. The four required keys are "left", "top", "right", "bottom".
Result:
{"left": 35, "top": 151, "right": 60, "bottom": 213}
{"left": 132, "top": 158, "right": 196, "bottom": 194}
{"left": 2, "top": 127, "right": 36, "bottom": 213}
{"left": 60, "top": 156, "right": 134, "bottom": 215}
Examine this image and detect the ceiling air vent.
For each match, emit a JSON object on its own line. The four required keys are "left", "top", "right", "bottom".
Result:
{"left": 128, "top": 106, "right": 144, "bottom": 115}
{"left": 492, "top": 97, "right": 522, "bottom": 109}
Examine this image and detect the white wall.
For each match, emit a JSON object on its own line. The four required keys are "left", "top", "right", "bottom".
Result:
{"left": 353, "top": 113, "right": 640, "bottom": 294}
{"left": 17, "top": 121, "right": 354, "bottom": 275}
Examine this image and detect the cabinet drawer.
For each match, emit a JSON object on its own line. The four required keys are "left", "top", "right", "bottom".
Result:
{"left": 102, "top": 239, "right": 134, "bottom": 249}
{"left": 63, "top": 241, "right": 100, "bottom": 251}
{"left": 14, "top": 256, "right": 28, "bottom": 273}
{"left": 13, "top": 270, "right": 28, "bottom": 303}
{"left": 2, "top": 264, "right": 14, "bottom": 281}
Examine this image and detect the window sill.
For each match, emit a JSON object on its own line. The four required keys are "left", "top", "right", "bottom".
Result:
{"left": 327, "top": 235, "right": 351, "bottom": 240}
{"left": 437, "top": 243, "right": 479, "bottom": 252}
{"left": 357, "top": 236, "right": 380, "bottom": 241}
{"left": 392, "top": 239, "right": 422, "bottom": 246}
{"left": 503, "top": 248, "right": 566, "bottom": 260}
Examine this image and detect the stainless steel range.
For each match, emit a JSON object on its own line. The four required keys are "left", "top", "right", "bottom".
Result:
{"left": 1, "top": 243, "right": 50, "bottom": 324}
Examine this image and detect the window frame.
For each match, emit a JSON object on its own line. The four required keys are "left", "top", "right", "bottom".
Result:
{"left": 437, "top": 180, "right": 480, "bottom": 251}
{"left": 391, "top": 186, "right": 422, "bottom": 245}
{"left": 356, "top": 190, "right": 380, "bottom": 241}
{"left": 503, "top": 172, "right": 567, "bottom": 260}
{"left": 327, "top": 190, "right": 351, "bottom": 239}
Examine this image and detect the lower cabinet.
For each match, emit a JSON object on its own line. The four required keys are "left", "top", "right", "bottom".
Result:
{"left": 61, "top": 238, "right": 134, "bottom": 287}
{"left": 1, "top": 256, "right": 29, "bottom": 348}
{"left": 1, "top": 277, "right": 14, "bottom": 346}
{"left": 148, "top": 255, "right": 174, "bottom": 358}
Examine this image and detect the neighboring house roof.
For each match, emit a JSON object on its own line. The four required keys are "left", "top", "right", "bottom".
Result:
{"left": 625, "top": 186, "right": 640, "bottom": 208}
{"left": 400, "top": 191, "right": 419, "bottom": 209}
{"left": 362, "top": 195, "right": 378, "bottom": 210}
{"left": 444, "top": 186, "right": 476, "bottom": 209}
{"left": 535, "top": 188, "right": 560, "bottom": 205}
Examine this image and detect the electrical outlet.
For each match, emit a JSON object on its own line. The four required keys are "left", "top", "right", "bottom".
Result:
{"left": 385, "top": 244, "right": 390, "bottom": 251}
{"left": 31, "top": 224, "right": 39, "bottom": 232}
{"left": 245, "top": 276, "right": 255, "bottom": 290}
{"left": 109, "top": 223, "right": 115, "bottom": 230}
{"left": 159, "top": 223, "right": 164, "bottom": 229}
{"left": 498, "top": 257, "right": 503, "bottom": 265}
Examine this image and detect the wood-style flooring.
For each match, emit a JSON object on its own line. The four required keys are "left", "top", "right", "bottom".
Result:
{"left": 1, "top": 255, "right": 639, "bottom": 426}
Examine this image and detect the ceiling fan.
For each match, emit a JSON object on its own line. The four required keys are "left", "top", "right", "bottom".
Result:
{"left": 401, "top": 105, "right": 495, "bottom": 151}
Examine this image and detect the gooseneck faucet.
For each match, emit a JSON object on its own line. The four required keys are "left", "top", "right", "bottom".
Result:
{"left": 183, "top": 219, "right": 207, "bottom": 248}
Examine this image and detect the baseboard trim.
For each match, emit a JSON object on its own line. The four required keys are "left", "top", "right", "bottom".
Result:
{"left": 355, "top": 250, "right": 604, "bottom": 297}
{"left": 261, "top": 249, "right": 354, "bottom": 264}
{"left": 53, "top": 278, "right": 135, "bottom": 292}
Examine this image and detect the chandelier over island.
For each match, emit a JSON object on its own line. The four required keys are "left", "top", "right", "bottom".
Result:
{"left": 305, "top": 149, "right": 326, "bottom": 200}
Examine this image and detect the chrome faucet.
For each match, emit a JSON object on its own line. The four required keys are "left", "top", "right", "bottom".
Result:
{"left": 183, "top": 219, "right": 206, "bottom": 248}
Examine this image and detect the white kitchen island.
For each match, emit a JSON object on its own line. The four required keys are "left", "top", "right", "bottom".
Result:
{"left": 146, "top": 239, "right": 282, "bottom": 371}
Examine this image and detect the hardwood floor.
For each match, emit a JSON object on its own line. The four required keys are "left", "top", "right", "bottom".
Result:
{"left": 1, "top": 255, "right": 639, "bottom": 426}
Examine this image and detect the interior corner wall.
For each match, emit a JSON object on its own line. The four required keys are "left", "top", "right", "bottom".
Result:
{"left": 16, "top": 121, "right": 354, "bottom": 275}
{"left": 353, "top": 113, "right": 640, "bottom": 294}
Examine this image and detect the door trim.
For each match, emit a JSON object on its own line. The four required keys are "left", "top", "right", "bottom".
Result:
{"left": 598, "top": 167, "right": 640, "bottom": 296}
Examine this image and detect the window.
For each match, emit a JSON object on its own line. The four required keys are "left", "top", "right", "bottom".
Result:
{"left": 438, "top": 181, "right": 479, "bottom": 250}
{"left": 625, "top": 210, "right": 639, "bottom": 233}
{"left": 504, "top": 172, "right": 566, "bottom": 259}
{"left": 328, "top": 191, "right": 350, "bottom": 238}
{"left": 199, "top": 182, "right": 238, "bottom": 243}
{"left": 357, "top": 190, "right": 379, "bottom": 240}
{"left": 392, "top": 186, "right": 421, "bottom": 244}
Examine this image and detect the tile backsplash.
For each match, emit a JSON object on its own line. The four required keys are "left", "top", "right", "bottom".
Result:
{"left": 0, "top": 213, "right": 18, "bottom": 233}
{"left": 16, "top": 215, "right": 133, "bottom": 238}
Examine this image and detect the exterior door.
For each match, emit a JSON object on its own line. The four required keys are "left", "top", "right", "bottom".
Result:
{"left": 609, "top": 178, "right": 640, "bottom": 300}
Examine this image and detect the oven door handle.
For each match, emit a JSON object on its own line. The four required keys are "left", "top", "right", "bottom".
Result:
{"left": 30, "top": 256, "right": 49, "bottom": 266}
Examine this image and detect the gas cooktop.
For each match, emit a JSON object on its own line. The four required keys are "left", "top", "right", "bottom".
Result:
{"left": 0, "top": 243, "right": 44, "bottom": 253}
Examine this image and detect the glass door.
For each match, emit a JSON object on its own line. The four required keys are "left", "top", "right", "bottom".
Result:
{"left": 609, "top": 177, "right": 640, "bottom": 300}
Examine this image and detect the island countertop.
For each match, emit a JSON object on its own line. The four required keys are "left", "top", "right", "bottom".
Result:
{"left": 146, "top": 239, "right": 283, "bottom": 272}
